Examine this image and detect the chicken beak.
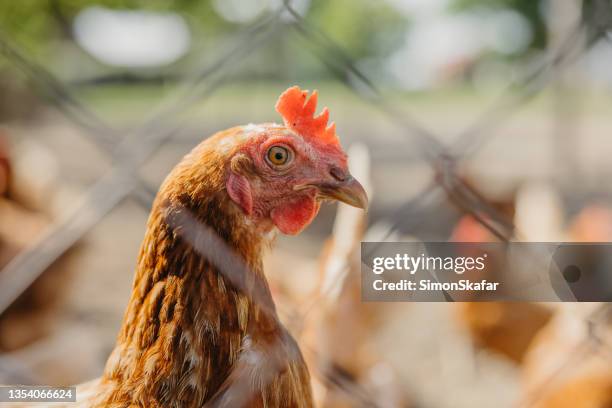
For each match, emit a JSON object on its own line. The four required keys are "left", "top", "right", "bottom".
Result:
{"left": 314, "top": 176, "right": 369, "bottom": 210}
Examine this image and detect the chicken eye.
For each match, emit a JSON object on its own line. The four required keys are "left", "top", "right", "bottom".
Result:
{"left": 266, "top": 145, "right": 292, "bottom": 167}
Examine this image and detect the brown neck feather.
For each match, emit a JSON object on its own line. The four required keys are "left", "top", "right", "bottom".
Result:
{"left": 99, "top": 141, "right": 278, "bottom": 406}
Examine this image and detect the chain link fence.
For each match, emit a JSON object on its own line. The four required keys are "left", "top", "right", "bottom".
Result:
{"left": 0, "top": 0, "right": 611, "bottom": 407}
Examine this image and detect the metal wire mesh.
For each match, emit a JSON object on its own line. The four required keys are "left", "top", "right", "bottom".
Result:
{"left": 0, "top": 1, "right": 611, "bottom": 407}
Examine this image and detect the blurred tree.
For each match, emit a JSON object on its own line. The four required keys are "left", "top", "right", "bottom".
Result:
{"left": 0, "top": 0, "right": 232, "bottom": 55}
{"left": 0, "top": 0, "right": 405, "bottom": 59}
{"left": 308, "top": 0, "right": 406, "bottom": 60}
{"left": 0, "top": 0, "right": 406, "bottom": 82}
{"left": 581, "top": 0, "right": 612, "bottom": 44}
{"left": 276, "top": 0, "right": 407, "bottom": 81}
{"left": 451, "top": 0, "right": 548, "bottom": 50}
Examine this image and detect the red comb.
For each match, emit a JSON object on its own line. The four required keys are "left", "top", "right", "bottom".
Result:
{"left": 275, "top": 86, "right": 339, "bottom": 145}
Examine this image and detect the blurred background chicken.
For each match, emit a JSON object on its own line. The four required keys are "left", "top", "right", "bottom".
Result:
{"left": 452, "top": 181, "right": 612, "bottom": 407}
{"left": 518, "top": 199, "right": 612, "bottom": 408}
{"left": 521, "top": 303, "right": 612, "bottom": 408}
{"left": 451, "top": 182, "right": 558, "bottom": 364}
{"left": 298, "top": 143, "right": 412, "bottom": 408}
{"left": 0, "top": 131, "right": 78, "bottom": 353}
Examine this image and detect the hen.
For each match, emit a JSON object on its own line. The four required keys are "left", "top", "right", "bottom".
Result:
{"left": 9, "top": 86, "right": 367, "bottom": 407}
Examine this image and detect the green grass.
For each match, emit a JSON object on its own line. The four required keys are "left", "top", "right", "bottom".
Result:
{"left": 74, "top": 79, "right": 612, "bottom": 127}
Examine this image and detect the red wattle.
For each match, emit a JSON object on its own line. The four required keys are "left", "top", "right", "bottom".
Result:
{"left": 270, "top": 196, "right": 320, "bottom": 235}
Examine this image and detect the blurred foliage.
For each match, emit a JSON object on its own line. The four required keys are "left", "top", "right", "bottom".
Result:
{"left": 451, "top": 0, "right": 548, "bottom": 50}
{"left": 0, "top": 0, "right": 229, "bottom": 53}
{"left": 581, "top": 0, "right": 612, "bottom": 43}
{"left": 7, "top": 0, "right": 597, "bottom": 98}
{"left": 0, "top": 0, "right": 407, "bottom": 115}
{"left": 0, "top": 0, "right": 405, "bottom": 62}
{"left": 308, "top": 0, "right": 407, "bottom": 60}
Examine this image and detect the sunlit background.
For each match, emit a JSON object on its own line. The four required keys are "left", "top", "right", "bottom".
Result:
{"left": 0, "top": 1, "right": 611, "bottom": 407}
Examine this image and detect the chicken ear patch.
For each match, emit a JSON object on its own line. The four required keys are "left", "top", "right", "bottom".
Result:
{"left": 271, "top": 196, "right": 320, "bottom": 235}
{"left": 227, "top": 173, "right": 253, "bottom": 215}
